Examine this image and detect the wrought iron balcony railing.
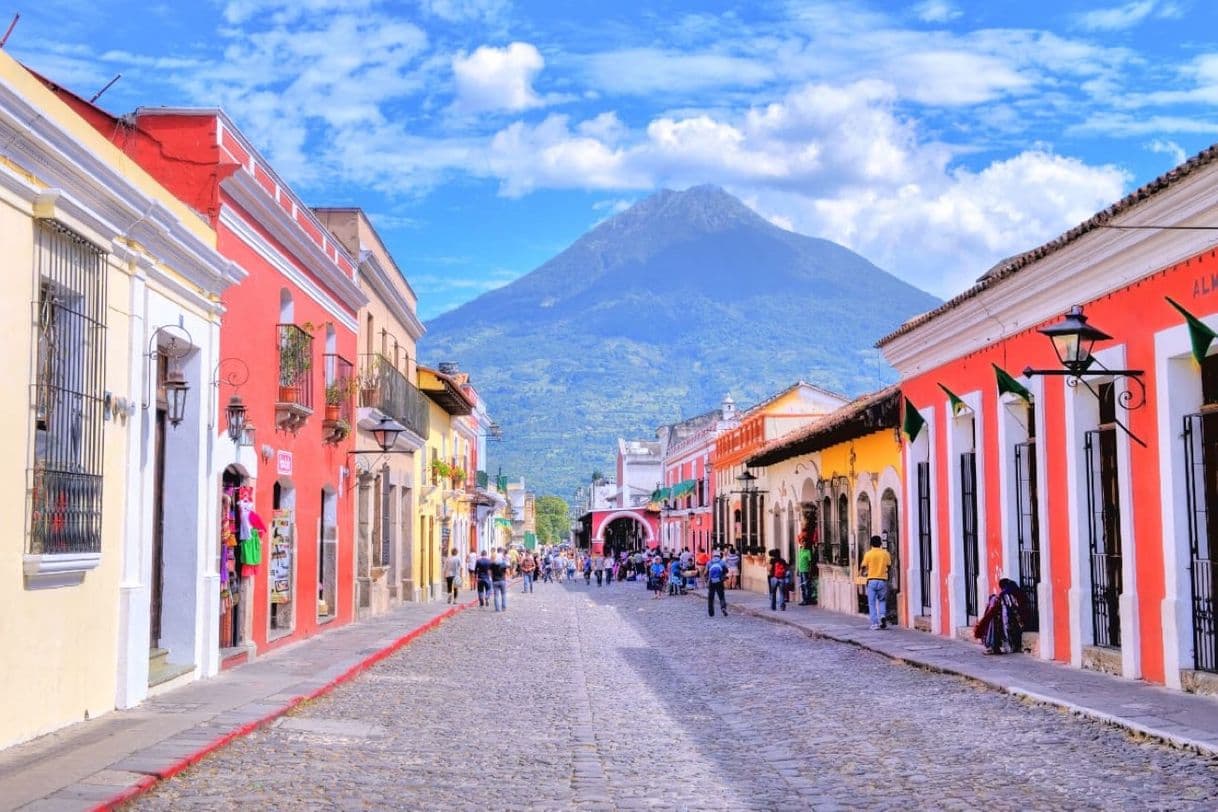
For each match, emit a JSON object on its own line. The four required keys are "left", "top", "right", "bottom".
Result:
{"left": 359, "top": 353, "right": 429, "bottom": 438}
{"left": 277, "top": 323, "right": 314, "bottom": 412}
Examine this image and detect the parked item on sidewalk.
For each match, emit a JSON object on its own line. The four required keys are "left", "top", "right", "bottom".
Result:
{"left": 975, "top": 578, "right": 1026, "bottom": 654}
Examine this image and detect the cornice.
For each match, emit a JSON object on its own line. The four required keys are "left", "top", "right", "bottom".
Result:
{"left": 358, "top": 250, "right": 425, "bottom": 341}
{"left": 219, "top": 204, "right": 361, "bottom": 331}
{"left": 221, "top": 169, "right": 367, "bottom": 316}
{"left": 882, "top": 166, "right": 1218, "bottom": 376}
{"left": 0, "top": 85, "right": 241, "bottom": 300}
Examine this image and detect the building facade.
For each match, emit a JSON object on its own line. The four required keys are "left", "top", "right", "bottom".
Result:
{"left": 747, "top": 387, "right": 903, "bottom": 619}
{"left": 711, "top": 382, "right": 849, "bottom": 592}
{"left": 879, "top": 143, "right": 1218, "bottom": 692}
{"left": 314, "top": 208, "right": 428, "bottom": 617}
{"left": 2, "top": 54, "right": 241, "bottom": 747}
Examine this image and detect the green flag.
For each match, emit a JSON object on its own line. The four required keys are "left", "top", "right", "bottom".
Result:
{"left": 903, "top": 397, "right": 926, "bottom": 440}
{"left": 993, "top": 364, "right": 1032, "bottom": 402}
{"left": 1166, "top": 296, "right": 1218, "bottom": 366}
{"left": 937, "top": 383, "right": 969, "bottom": 415}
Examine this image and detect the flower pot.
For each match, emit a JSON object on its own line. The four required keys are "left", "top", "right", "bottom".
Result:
{"left": 324, "top": 403, "right": 340, "bottom": 422}
{"left": 360, "top": 387, "right": 379, "bottom": 406}
{"left": 278, "top": 385, "right": 301, "bottom": 404}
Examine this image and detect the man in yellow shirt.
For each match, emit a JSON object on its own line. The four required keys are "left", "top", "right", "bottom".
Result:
{"left": 861, "top": 536, "right": 892, "bottom": 630}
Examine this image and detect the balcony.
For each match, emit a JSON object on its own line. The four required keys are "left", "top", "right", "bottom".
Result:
{"left": 276, "top": 323, "right": 314, "bottom": 433}
{"left": 322, "top": 353, "right": 354, "bottom": 444}
{"left": 359, "top": 353, "right": 430, "bottom": 440}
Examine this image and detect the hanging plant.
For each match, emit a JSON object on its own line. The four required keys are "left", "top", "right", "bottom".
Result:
{"left": 450, "top": 466, "right": 467, "bottom": 484}
{"left": 431, "top": 459, "right": 451, "bottom": 479}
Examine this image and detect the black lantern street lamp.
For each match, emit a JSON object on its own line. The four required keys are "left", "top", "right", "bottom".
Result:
{"left": 1037, "top": 305, "right": 1112, "bottom": 375}
{"left": 734, "top": 469, "right": 764, "bottom": 554}
{"left": 1024, "top": 304, "right": 1146, "bottom": 446}
{"left": 163, "top": 360, "right": 189, "bottom": 428}
{"left": 369, "top": 415, "right": 407, "bottom": 453}
{"left": 225, "top": 394, "right": 247, "bottom": 444}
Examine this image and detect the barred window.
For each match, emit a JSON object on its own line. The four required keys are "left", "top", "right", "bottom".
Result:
{"left": 29, "top": 221, "right": 107, "bottom": 556}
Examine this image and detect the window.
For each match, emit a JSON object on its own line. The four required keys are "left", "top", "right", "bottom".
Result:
{"left": 856, "top": 492, "right": 872, "bottom": 567}
{"left": 1184, "top": 354, "right": 1218, "bottom": 672}
{"left": 1085, "top": 382, "right": 1122, "bottom": 649}
{"left": 960, "top": 451, "right": 979, "bottom": 621}
{"left": 1015, "top": 402, "right": 1041, "bottom": 631}
{"left": 821, "top": 494, "right": 833, "bottom": 564}
{"left": 837, "top": 492, "right": 849, "bottom": 566}
{"left": 917, "top": 462, "right": 933, "bottom": 613}
{"left": 29, "top": 222, "right": 107, "bottom": 557}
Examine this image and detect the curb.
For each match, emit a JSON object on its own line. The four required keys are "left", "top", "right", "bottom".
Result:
{"left": 94, "top": 600, "right": 475, "bottom": 811}
{"left": 694, "top": 591, "right": 1218, "bottom": 759}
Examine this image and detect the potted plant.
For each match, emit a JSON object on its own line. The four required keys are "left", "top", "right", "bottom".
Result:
{"left": 324, "top": 379, "right": 352, "bottom": 422}
{"left": 450, "top": 466, "right": 467, "bottom": 486}
{"left": 278, "top": 324, "right": 313, "bottom": 404}
{"left": 430, "top": 459, "right": 451, "bottom": 484}
{"left": 357, "top": 368, "right": 381, "bottom": 407}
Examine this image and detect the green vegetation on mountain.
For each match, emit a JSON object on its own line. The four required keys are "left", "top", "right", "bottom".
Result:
{"left": 421, "top": 185, "right": 941, "bottom": 499}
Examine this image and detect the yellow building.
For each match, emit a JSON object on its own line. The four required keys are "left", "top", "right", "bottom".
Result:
{"left": 0, "top": 53, "right": 241, "bottom": 748}
{"left": 314, "top": 208, "right": 427, "bottom": 613}
{"left": 747, "top": 386, "right": 903, "bottom": 619}
{"left": 417, "top": 365, "right": 475, "bottom": 599}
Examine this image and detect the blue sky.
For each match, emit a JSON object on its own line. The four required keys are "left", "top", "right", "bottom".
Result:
{"left": 12, "top": 0, "right": 1218, "bottom": 318}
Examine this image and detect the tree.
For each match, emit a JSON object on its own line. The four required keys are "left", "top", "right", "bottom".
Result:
{"left": 536, "top": 495, "right": 570, "bottom": 545}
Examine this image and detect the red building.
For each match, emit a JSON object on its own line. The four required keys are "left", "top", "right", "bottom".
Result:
{"left": 52, "top": 94, "right": 365, "bottom": 664}
{"left": 878, "top": 143, "right": 1218, "bottom": 692}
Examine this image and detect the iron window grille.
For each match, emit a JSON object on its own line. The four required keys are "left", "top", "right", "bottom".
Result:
{"left": 1014, "top": 437, "right": 1041, "bottom": 632}
{"left": 1183, "top": 410, "right": 1218, "bottom": 672}
{"left": 1084, "top": 422, "right": 1123, "bottom": 649}
{"left": 960, "top": 451, "right": 980, "bottom": 622}
{"left": 917, "top": 461, "right": 933, "bottom": 613}
{"left": 324, "top": 353, "right": 354, "bottom": 422}
{"left": 29, "top": 221, "right": 107, "bottom": 556}
{"left": 359, "top": 353, "right": 429, "bottom": 439}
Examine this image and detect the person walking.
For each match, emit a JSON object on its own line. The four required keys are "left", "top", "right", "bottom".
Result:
{"left": 975, "top": 577, "right": 1026, "bottom": 654}
{"left": 706, "top": 552, "right": 728, "bottom": 617}
{"left": 442, "top": 547, "right": 463, "bottom": 604}
{"left": 520, "top": 550, "right": 536, "bottom": 593}
{"left": 466, "top": 548, "right": 478, "bottom": 591}
{"left": 648, "top": 556, "right": 665, "bottom": 599}
{"left": 861, "top": 535, "right": 893, "bottom": 630}
{"left": 604, "top": 554, "right": 615, "bottom": 586}
{"left": 797, "top": 540, "right": 814, "bottom": 605}
{"left": 725, "top": 546, "right": 741, "bottom": 590}
{"left": 768, "top": 549, "right": 789, "bottom": 611}
{"left": 491, "top": 550, "right": 509, "bottom": 612}
{"left": 474, "top": 549, "right": 493, "bottom": 608}
{"left": 594, "top": 555, "right": 605, "bottom": 586}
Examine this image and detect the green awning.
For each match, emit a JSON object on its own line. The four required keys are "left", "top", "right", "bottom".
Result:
{"left": 494, "top": 517, "right": 512, "bottom": 528}
{"left": 650, "top": 487, "right": 672, "bottom": 501}
{"left": 524, "top": 531, "right": 537, "bottom": 550}
{"left": 670, "top": 480, "right": 697, "bottom": 498}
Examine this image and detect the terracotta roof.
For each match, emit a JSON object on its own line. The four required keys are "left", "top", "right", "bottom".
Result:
{"left": 746, "top": 385, "right": 901, "bottom": 467}
{"left": 876, "top": 142, "right": 1218, "bottom": 347}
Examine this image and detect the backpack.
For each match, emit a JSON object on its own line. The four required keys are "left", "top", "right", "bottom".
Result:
{"left": 708, "top": 560, "right": 725, "bottom": 583}
{"left": 772, "top": 559, "right": 787, "bottom": 579}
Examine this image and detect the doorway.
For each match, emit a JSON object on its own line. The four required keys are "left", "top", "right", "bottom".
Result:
{"left": 219, "top": 466, "right": 247, "bottom": 649}
{"left": 150, "top": 352, "right": 168, "bottom": 650}
{"left": 318, "top": 487, "right": 337, "bottom": 619}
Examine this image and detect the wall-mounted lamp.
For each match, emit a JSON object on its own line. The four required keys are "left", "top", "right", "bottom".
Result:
{"left": 148, "top": 325, "right": 193, "bottom": 429}
{"left": 212, "top": 358, "right": 250, "bottom": 446}
{"left": 1023, "top": 305, "right": 1146, "bottom": 447}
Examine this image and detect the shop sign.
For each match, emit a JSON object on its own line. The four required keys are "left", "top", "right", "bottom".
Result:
{"left": 270, "top": 510, "right": 293, "bottom": 605}
{"left": 277, "top": 450, "right": 293, "bottom": 476}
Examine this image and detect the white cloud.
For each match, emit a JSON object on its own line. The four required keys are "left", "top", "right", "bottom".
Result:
{"left": 1074, "top": 0, "right": 1177, "bottom": 31}
{"left": 451, "top": 42, "right": 548, "bottom": 114}
{"left": 892, "top": 50, "right": 1032, "bottom": 105}
{"left": 913, "top": 1, "right": 962, "bottom": 23}
{"left": 1146, "top": 138, "right": 1187, "bottom": 166}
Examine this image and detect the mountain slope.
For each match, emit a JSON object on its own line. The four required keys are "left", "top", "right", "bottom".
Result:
{"left": 421, "top": 185, "right": 940, "bottom": 497}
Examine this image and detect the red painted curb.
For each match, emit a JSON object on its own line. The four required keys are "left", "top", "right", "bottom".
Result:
{"left": 92, "top": 601, "right": 474, "bottom": 811}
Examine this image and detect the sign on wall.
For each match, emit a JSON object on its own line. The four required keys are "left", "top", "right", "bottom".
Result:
{"left": 277, "top": 450, "right": 293, "bottom": 476}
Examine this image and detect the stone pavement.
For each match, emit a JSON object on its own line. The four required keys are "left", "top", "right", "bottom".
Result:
{"left": 131, "top": 578, "right": 1216, "bottom": 810}
{"left": 0, "top": 598, "right": 472, "bottom": 812}
{"left": 695, "top": 584, "right": 1218, "bottom": 757}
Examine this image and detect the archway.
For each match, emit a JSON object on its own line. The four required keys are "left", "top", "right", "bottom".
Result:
{"left": 601, "top": 515, "right": 651, "bottom": 557}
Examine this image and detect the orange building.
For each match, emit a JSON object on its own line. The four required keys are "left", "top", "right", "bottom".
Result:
{"left": 879, "top": 143, "right": 1218, "bottom": 692}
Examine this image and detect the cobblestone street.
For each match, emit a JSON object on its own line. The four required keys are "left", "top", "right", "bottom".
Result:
{"left": 133, "top": 582, "right": 1218, "bottom": 811}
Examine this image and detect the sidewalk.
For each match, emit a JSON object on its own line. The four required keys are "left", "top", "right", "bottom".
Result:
{"left": 0, "top": 598, "right": 474, "bottom": 812}
{"left": 694, "top": 586, "right": 1218, "bottom": 757}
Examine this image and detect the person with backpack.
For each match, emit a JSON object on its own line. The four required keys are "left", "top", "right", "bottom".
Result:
{"left": 768, "top": 549, "right": 790, "bottom": 611}
{"left": 706, "top": 552, "right": 728, "bottom": 617}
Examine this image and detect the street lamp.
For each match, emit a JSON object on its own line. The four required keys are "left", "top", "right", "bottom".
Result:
{"left": 370, "top": 415, "right": 407, "bottom": 452}
{"left": 163, "top": 359, "right": 189, "bottom": 428}
{"left": 225, "top": 394, "right": 247, "bottom": 444}
{"left": 1023, "top": 304, "right": 1146, "bottom": 446}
